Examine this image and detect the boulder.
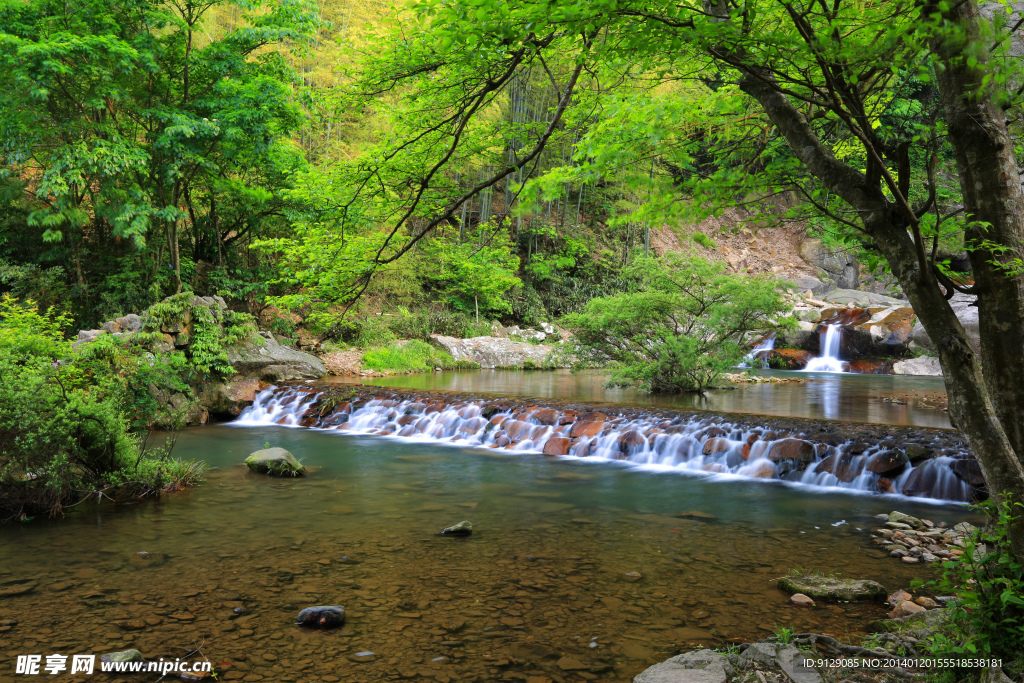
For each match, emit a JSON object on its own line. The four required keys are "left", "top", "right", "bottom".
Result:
{"left": 428, "top": 335, "right": 558, "bottom": 369}
{"left": 799, "top": 239, "right": 859, "bottom": 290}
{"left": 244, "top": 447, "right": 306, "bottom": 476}
{"left": 296, "top": 605, "right": 345, "bottom": 629}
{"left": 893, "top": 356, "right": 943, "bottom": 376}
{"left": 889, "top": 600, "right": 925, "bottom": 618}
{"left": 198, "top": 377, "right": 264, "bottom": 418}
{"left": 869, "top": 606, "right": 953, "bottom": 639}
{"left": 227, "top": 332, "right": 326, "bottom": 381}
{"left": 792, "top": 276, "right": 832, "bottom": 295}
{"left": 741, "top": 643, "right": 823, "bottom": 683}
{"left": 764, "top": 348, "right": 814, "bottom": 370}
{"left": 911, "top": 293, "right": 980, "bottom": 356}
{"left": 633, "top": 649, "right": 734, "bottom": 683}
{"left": 822, "top": 288, "right": 906, "bottom": 308}
{"left": 777, "top": 575, "right": 885, "bottom": 601}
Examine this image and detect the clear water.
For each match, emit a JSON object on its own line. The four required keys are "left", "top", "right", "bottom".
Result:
{"left": 325, "top": 368, "right": 951, "bottom": 428}
{"left": 0, "top": 419, "right": 973, "bottom": 683}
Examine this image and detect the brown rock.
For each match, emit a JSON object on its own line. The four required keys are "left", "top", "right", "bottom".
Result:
{"left": 866, "top": 450, "right": 910, "bottom": 474}
{"left": 766, "top": 438, "right": 816, "bottom": 463}
{"left": 617, "top": 430, "right": 646, "bottom": 452}
{"left": 532, "top": 409, "right": 559, "bottom": 426}
{"left": 542, "top": 437, "right": 571, "bottom": 456}
{"left": 790, "top": 593, "right": 815, "bottom": 607}
{"left": 702, "top": 438, "right": 731, "bottom": 455}
{"left": 556, "top": 657, "right": 588, "bottom": 671}
{"left": 914, "top": 596, "right": 939, "bottom": 609}
{"left": 887, "top": 589, "right": 912, "bottom": 607}
{"left": 570, "top": 421, "right": 605, "bottom": 438}
{"left": 889, "top": 600, "right": 925, "bottom": 618}
{"left": 764, "top": 348, "right": 814, "bottom": 370}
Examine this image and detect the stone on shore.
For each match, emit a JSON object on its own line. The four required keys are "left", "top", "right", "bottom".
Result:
{"left": 889, "top": 600, "right": 925, "bottom": 618}
{"left": 778, "top": 575, "right": 885, "bottom": 602}
{"left": 428, "top": 334, "right": 557, "bottom": 369}
{"left": 244, "top": 447, "right": 306, "bottom": 476}
{"left": 227, "top": 332, "right": 326, "bottom": 381}
{"left": 296, "top": 605, "right": 345, "bottom": 628}
{"left": 893, "top": 356, "right": 942, "bottom": 376}
{"left": 633, "top": 649, "right": 734, "bottom": 683}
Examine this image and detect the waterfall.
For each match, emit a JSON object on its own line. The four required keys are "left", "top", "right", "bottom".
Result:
{"left": 233, "top": 386, "right": 976, "bottom": 503}
{"left": 740, "top": 333, "right": 775, "bottom": 367}
{"left": 804, "top": 325, "right": 846, "bottom": 373}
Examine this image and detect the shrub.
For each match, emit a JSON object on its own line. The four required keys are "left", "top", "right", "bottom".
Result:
{"left": 362, "top": 340, "right": 478, "bottom": 373}
{"left": 563, "top": 253, "right": 792, "bottom": 393}
{"left": 915, "top": 499, "right": 1024, "bottom": 671}
{"left": 0, "top": 297, "right": 204, "bottom": 521}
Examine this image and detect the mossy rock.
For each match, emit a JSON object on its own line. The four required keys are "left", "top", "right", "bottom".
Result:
{"left": 868, "top": 606, "right": 954, "bottom": 639}
{"left": 244, "top": 448, "right": 306, "bottom": 477}
{"left": 778, "top": 575, "right": 885, "bottom": 602}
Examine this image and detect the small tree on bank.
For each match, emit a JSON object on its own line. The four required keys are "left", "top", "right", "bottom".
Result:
{"left": 565, "top": 254, "right": 790, "bottom": 394}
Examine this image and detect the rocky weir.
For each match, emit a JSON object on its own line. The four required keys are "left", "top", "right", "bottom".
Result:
{"left": 235, "top": 384, "right": 982, "bottom": 502}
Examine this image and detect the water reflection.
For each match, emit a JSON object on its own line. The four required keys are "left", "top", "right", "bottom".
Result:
{"left": 327, "top": 369, "right": 950, "bottom": 428}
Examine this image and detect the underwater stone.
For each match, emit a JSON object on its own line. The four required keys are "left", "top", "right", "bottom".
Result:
{"left": 296, "top": 605, "right": 345, "bottom": 629}
{"left": 441, "top": 520, "right": 473, "bottom": 536}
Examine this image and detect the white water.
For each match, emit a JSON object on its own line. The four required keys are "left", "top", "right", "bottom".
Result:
{"left": 233, "top": 386, "right": 973, "bottom": 503}
{"left": 804, "top": 324, "right": 847, "bottom": 373}
{"left": 740, "top": 333, "right": 776, "bottom": 367}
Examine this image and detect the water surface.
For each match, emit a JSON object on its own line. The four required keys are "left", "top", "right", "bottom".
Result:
{"left": 326, "top": 369, "right": 951, "bottom": 428}
{"left": 0, "top": 421, "right": 972, "bottom": 683}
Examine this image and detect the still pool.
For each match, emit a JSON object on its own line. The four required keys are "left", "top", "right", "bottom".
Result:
{"left": 0, "top": 416, "right": 974, "bottom": 683}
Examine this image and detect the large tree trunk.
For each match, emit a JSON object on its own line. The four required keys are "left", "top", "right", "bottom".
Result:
{"left": 738, "top": 72, "right": 1024, "bottom": 562}
{"left": 930, "top": 0, "right": 1024, "bottom": 463}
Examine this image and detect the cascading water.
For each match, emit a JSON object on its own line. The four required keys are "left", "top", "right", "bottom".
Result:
{"left": 234, "top": 385, "right": 977, "bottom": 503}
{"left": 740, "top": 333, "right": 776, "bottom": 367}
{"left": 803, "top": 324, "right": 847, "bottom": 372}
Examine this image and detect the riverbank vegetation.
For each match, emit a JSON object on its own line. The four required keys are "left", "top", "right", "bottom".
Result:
{"left": 0, "top": 297, "right": 204, "bottom": 521}
{"left": 567, "top": 254, "right": 791, "bottom": 393}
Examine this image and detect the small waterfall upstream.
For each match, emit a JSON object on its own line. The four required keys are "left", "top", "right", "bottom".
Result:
{"left": 804, "top": 324, "right": 847, "bottom": 373}
{"left": 234, "top": 385, "right": 978, "bottom": 503}
{"left": 740, "top": 333, "right": 776, "bottom": 367}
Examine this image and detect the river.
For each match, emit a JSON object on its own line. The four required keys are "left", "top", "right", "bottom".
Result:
{"left": 0, "top": 370, "right": 969, "bottom": 683}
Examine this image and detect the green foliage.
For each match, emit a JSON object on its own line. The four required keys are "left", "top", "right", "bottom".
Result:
{"left": 691, "top": 232, "right": 717, "bottom": 249}
{"left": 564, "top": 254, "right": 791, "bottom": 394}
{"left": 0, "top": 297, "right": 203, "bottom": 520}
{"left": 140, "top": 293, "right": 258, "bottom": 377}
{"left": 915, "top": 500, "right": 1024, "bottom": 667}
{"left": 420, "top": 223, "right": 522, "bottom": 318}
{"left": 361, "top": 340, "right": 477, "bottom": 373}
{"left": 0, "top": 0, "right": 317, "bottom": 324}
{"left": 771, "top": 624, "right": 795, "bottom": 644}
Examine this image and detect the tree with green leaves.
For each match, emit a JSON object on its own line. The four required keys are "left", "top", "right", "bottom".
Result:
{"left": 321, "top": 0, "right": 1024, "bottom": 560}
{"left": 0, "top": 0, "right": 319, "bottom": 323}
{"left": 566, "top": 253, "right": 789, "bottom": 393}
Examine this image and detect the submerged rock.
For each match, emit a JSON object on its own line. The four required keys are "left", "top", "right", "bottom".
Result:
{"left": 296, "top": 605, "right": 345, "bottom": 629}
{"left": 100, "top": 649, "right": 144, "bottom": 664}
{"left": 244, "top": 447, "right": 306, "bottom": 476}
{"left": 441, "top": 520, "right": 473, "bottom": 536}
{"left": 777, "top": 574, "right": 885, "bottom": 601}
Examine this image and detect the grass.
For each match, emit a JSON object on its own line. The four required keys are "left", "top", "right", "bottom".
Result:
{"left": 361, "top": 340, "right": 479, "bottom": 374}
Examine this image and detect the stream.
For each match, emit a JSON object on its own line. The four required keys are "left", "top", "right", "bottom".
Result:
{"left": 0, "top": 370, "right": 972, "bottom": 683}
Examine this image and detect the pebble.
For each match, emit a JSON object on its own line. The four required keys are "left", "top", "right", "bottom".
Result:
{"left": 901, "top": 556, "right": 920, "bottom": 564}
{"left": 624, "top": 572, "right": 642, "bottom": 582}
